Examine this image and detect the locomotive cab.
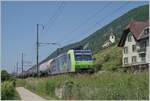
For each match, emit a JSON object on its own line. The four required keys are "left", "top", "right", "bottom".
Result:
{"left": 67, "top": 49, "right": 94, "bottom": 73}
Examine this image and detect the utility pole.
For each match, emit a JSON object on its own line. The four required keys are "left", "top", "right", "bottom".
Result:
{"left": 36, "top": 24, "right": 60, "bottom": 77}
{"left": 14, "top": 65, "right": 16, "bottom": 74}
{"left": 21, "top": 52, "right": 24, "bottom": 74}
{"left": 16, "top": 62, "right": 18, "bottom": 75}
{"left": 36, "top": 24, "right": 39, "bottom": 77}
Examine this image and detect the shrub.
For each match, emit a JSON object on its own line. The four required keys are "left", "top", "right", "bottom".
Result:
{"left": 1, "top": 70, "right": 15, "bottom": 82}
{"left": 1, "top": 81, "right": 15, "bottom": 100}
{"left": 94, "top": 47, "right": 122, "bottom": 71}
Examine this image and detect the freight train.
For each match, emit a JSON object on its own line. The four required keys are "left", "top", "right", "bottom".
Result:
{"left": 19, "top": 49, "right": 95, "bottom": 78}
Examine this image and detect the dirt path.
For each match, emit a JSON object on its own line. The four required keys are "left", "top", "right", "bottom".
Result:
{"left": 16, "top": 87, "right": 46, "bottom": 100}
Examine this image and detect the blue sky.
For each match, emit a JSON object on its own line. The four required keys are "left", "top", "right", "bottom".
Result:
{"left": 1, "top": 1, "right": 148, "bottom": 73}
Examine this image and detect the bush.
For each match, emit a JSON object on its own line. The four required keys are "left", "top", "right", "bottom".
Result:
{"left": 1, "top": 70, "right": 15, "bottom": 82}
{"left": 94, "top": 46, "right": 122, "bottom": 71}
{"left": 1, "top": 81, "right": 15, "bottom": 100}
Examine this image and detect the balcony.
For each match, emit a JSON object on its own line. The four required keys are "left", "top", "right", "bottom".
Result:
{"left": 137, "top": 47, "right": 146, "bottom": 54}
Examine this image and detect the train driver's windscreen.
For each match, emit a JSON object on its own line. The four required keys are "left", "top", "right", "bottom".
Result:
{"left": 74, "top": 50, "right": 92, "bottom": 61}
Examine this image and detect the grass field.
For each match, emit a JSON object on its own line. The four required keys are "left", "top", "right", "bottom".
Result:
{"left": 16, "top": 71, "right": 149, "bottom": 100}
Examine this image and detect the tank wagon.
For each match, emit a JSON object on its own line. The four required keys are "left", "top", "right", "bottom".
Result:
{"left": 39, "top": 59, "right": 53, "bottom": 76}
{"left": 21, "top": 49, "right": 94, "bottom": 77}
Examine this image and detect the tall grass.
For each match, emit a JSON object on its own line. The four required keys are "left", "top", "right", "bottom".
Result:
{"left": 16, "top": 71, "right": 149, "bottom": 100}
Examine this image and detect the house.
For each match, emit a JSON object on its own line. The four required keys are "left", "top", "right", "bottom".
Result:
{"left": 118, "top": 20, "right": 149, "bottom": 71}
{"left": 102, "top": 31, "right": 115, "bottom": 48}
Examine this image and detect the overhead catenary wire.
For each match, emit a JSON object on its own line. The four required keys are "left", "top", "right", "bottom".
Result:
{"left": 64, "top": 1, "right": 130, "bottom": 44}
{"left": 35, "top": 1, "right": 129, "bottom": 61}
{"left": 42, "top": 1, "right": 65, "bottom": 35}
{"left": 35, "top": 1, "right": 66, "bottom": 75}
{"left": 16, "top": 1, "right": 133, "bottom": 75}
{"left": 26, "top": 2, "right": 129, "bottom": 70}
{"left": 83, "top": 1, "right": 130, "bottom": 35}
{"left": 32, "top": 2, "right": 129, "bottom": 60}
{"left": 58, "top": 1, "right": 112, "bottom": 43}
{"left": 26, "top": 2, "right": 65, "bottom": 72}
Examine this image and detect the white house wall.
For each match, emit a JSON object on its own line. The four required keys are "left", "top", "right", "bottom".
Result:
{"left": 123, "top": 34, "right": 140, "bottom": 66}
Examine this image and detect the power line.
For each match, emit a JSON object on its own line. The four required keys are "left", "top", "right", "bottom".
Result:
{"left": 30, "top": 2, "right": 65, "bottom": 72}
{"left": 64, "top": 1, "right": 130, "bottom": 44}
{"left": 44, "top": 1, "right": 64, "bottom": 25}
{"left": 43, "top": 1, "right": 65, "bottom": 35}
{"left": 58, "top": 1, "right": 112, "bottom": 43}
{"left": 27, "top": 2, "right": 129, "bottom": 72}
{"left": 84, "top": 1, "right": 130, "bottom": 34}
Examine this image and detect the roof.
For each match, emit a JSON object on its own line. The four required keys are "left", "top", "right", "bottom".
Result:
{"left": 118, "top": 20, "right": 149, "bottom": 47}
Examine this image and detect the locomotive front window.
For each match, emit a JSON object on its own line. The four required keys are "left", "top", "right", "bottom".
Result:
{"left": 75, "top": 55, "right": 82, "bottom": 61}
{"left": 82, "top": 55, "right": 92, "bottom": 60}
{"left": 75, "top": 54, "right": 92, "bottom": 61}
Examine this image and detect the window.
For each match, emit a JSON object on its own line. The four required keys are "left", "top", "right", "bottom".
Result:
{"left": 75, "top": 54, "right": 92, "bottom": 61}
{"left": 132, "top": 45, "right": 136, "bottom": 52}
{"left": 144, "top": 28, "right": 149, "bottom": 35}
{"left": 139, "top": 54, "right": 146, "bottom": 63}
{"left": 132, "top": 56, "right": 137, "bottom": 63}
{"left": 74, "top": 50, "right": 92, "bottom": 61}
{"left": 124, "top": 57, "right": 128, "bottom": 64}
{"left": 141, "top": 41, "right": 147, "bottom": 48}
{"left": 124, "top": 47, "right": 128, "bottom": 54}
{"left": 141, "top": 56, "right": 146, "bottom": 62}
{"left": 128, "top": 35, "right": 132, "bottom": 42}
